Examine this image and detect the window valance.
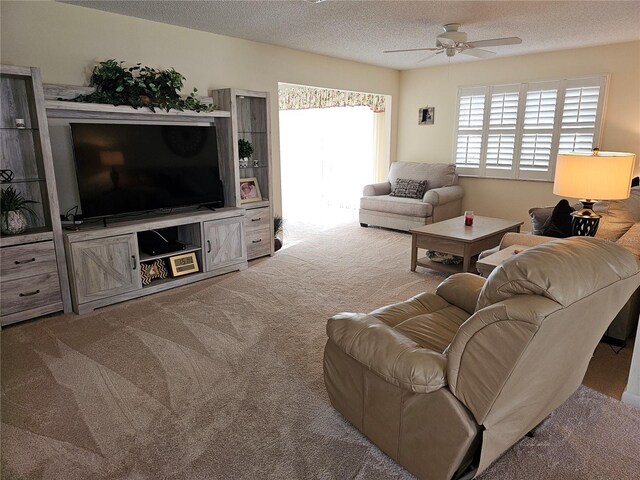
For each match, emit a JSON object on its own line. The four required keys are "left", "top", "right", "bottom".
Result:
{"left": 279, "top": 86, "right": 385, "bottom": 113}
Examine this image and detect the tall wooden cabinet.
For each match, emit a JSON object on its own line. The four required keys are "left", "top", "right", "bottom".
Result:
{"left": 211, "top": 89, "right": 274, "bottom": 260}
{"left": 0, "top": 65, "right": 71, "bottom": 324}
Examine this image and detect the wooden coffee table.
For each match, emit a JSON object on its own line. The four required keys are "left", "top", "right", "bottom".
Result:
{"left": 410, "top": 216, "right": 523, "bottom": 274}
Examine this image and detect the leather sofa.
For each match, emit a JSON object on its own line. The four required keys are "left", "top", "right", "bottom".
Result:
{"left": 324, "top": 237, "right": 640, "bottom": 480}
{"left": 480, "top": 185, "right": 640, "bottom": 341}
{"left": 359, "top": 161, "right": 464, "bottom": 231}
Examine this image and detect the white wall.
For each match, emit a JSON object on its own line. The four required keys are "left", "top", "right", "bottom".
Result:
{"left": 0, "top": 1, "right": 400, "bottom": 217}
{"left": 397, "top": 41, "right": 640, "bottom": 227}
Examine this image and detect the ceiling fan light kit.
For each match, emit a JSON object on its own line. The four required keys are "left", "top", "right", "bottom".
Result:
{"left": 384, "top": 23, "right": 522, "bottom": 62}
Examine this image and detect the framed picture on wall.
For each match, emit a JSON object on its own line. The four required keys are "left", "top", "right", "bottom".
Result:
{"left": 418, "top": 106, "right": 435, "bottom": 125}
{"left": 239, "top": 177, "right": 262, "bottom": 203}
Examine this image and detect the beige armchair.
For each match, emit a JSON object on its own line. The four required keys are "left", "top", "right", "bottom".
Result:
{"left": 359, "top": 161, "right": 464, "bottom": 231}
{"left": 324, "top": 237, "right": 640, "bottom": 480}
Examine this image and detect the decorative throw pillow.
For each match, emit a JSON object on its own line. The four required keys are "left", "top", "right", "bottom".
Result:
{"left": 390, "top": 178, "right": 428, "bottom": 199}
{"left": 595, "top": 186, "right": 640, "bottom": 241}
{"left": 540, "top": 199, "right": 575, "bottom": 238}
{"left": 528, "top": 206, "right": 555, "bottom": 235}
{"left": 617, "top": 222, "right": 640, "bottom": 258}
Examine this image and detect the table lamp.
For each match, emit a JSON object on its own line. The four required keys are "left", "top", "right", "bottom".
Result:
{"left": 553, "top": 149, "right": 636, "bottom": 236}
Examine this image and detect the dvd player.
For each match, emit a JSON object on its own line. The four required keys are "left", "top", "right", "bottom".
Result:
{"left": 141, "top": 241, "right": 186, "bottom": 256}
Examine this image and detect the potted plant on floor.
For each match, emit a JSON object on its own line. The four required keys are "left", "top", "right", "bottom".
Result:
{"left": 1, "top": 186, "right": 38, "bottom": 235}
{"left": 274, "top": 214, "right": 283, "bottom": 252}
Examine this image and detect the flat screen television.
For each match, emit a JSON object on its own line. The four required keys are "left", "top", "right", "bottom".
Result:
{"left": 70, "top": 123, "right": 223, "bottom": 219}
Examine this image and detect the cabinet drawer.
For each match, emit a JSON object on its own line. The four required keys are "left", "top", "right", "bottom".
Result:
{"left": 1, "top": 241, "right": 58, "bottom": 281}
{"left": 246, "top": 227, "right": 271, "bottom": 260}
{"left": 1, "top": 272, "right": 62, "bottom": 316}
{"left": 244, "top": 207, "right": 270, "bottom": 231}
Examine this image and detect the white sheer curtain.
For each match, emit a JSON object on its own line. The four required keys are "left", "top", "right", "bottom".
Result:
{"left": 279, "top": 106, "right": 377, "bottom": 222}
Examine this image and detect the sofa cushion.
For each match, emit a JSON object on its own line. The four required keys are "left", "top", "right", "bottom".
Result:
{"left": 595, "top": 186, "right": 640, "bottom": 242}
{"left": 617, "top": 222, "right": 640, "bottom": 258}
{"left": 394, "top": 306, "right": 470, "bottom": 353}
{"left": 390, "top": 178, "right": 428, "bottom": 199}
{"left": 388, "top": 161, "right": 456, "bottom": 189}
{"left": 360, "top": 195, "right": 433, "bottom": 217}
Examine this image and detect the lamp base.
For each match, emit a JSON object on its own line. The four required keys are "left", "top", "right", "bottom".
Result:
{"left": 571, "top": 200, "right": 601, "bottom": 237}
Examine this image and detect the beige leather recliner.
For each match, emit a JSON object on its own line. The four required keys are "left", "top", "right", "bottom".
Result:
{"left": 324, "top": 237, "right": 640, "bottom": 479}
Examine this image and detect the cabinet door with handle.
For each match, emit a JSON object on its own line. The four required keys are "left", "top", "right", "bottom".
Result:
{"left": 70, "top": 234, "right": 141, "bottom": 304}
{"left": 203, "top": 217, "right": 246, "bottom": 271}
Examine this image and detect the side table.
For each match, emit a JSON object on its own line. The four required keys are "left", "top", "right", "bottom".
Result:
{"left": 476, "top": 245, "right": 529, "bottom": 278}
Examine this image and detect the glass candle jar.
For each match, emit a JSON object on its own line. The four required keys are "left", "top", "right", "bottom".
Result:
{"left": 464, "top": 211, "right": 474, "bottom": 226}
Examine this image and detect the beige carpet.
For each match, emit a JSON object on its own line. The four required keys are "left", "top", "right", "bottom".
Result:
{"left": 1, "top": 220, "right": 639, "bottom": 479}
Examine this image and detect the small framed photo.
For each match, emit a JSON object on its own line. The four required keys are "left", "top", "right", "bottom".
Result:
{"left": 168, "top": 252, "right": 199, "bottom": 277}
{"left": 418, "top": 106, "right": 435, "bottom": 125}
{"left": 239, "top": 177, "right": 262, "bottom": 203}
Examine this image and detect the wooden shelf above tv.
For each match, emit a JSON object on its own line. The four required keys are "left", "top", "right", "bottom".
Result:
{"left": 43, "top": 82, "right": 228, "bottom": 122}
{"left": 45, "top": 100, "right": 230, "bottom": 122}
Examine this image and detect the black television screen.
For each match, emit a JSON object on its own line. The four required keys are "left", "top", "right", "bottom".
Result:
{"left": 70, "top": 123, "right": 223, "bottom": 218}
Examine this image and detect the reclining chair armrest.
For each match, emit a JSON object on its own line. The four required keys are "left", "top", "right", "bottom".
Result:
{"left": 435, "top": 273, "right": 486, "bottom": 315}
{"left": 327, "top": 313, "right": 447, "bottom": 393}
{"left": 423, "top": 185, "right": 464, "bottom": 205}
{"left": 499, "top": 232, "right": 555, "bottom": 249}
{"left": 362, "top": 182, "right": 391, "bottom": 196}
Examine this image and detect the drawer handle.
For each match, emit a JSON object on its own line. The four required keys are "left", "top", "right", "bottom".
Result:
{"left": 252, "top": 239, "right": 262, "bottom": 244}
{"left": 19, "top": 290, "right": 40, "bottom": 297}
{"left": 251, "top": 217, "right": 262, "bottom": 222}
{"left": 131, "top": 256, "right": 137, "bottom": 270}
{"left": 15, "top": 257, "right": 36, "bottom": 265}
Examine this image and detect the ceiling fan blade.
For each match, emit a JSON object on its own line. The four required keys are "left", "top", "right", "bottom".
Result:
{"left": 461, "top": 48, "right": 496, "bottom": 58}
{"left": 384, "top": 47, "right": 441, "bottom": 54}
{"left": 466, "top": 37, "right": 522, "bottom": 48}
{"left": 417, "top": 50, "right": 444, "bottom": 63}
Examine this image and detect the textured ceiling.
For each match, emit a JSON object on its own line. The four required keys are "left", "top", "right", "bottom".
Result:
{"left": 64, "top": 1, "right": 640, "bottom": 70}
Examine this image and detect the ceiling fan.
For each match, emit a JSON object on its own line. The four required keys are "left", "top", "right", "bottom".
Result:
{"left": 384, "top": 23, "right": 522, "bottom": 62}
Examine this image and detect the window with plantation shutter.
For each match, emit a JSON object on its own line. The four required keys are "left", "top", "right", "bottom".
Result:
{"left": 453, "top": 75, "right": 607, "bottom": 181}
{"left": 557, "top": 80, "right": 603, "bottom": 157}
{"left": 519, "top": 83, "right": 558, "bottom": 178}
{"left": 485, "top": 87, "right": 519, "bottom": 176}
{"left": 455, "top": 89, "right": 485, "bottom": 168}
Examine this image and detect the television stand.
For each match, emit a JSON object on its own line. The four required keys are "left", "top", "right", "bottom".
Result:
{"left": 63, "top": 207, "right": 248, "bottom": 314}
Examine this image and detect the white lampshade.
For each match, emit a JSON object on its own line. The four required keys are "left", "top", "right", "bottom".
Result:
{"left": 553, "top": 151, "right": 636, "bottom": 200}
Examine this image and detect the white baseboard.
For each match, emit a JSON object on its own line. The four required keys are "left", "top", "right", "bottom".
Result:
{"left": 621, "top": 389, "right": 640, "bottom": 409}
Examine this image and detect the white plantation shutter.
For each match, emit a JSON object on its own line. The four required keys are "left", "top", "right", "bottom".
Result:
{"left": 453, "top": 75, "right": 607, "bottom": 181}
{"left": 455, "top": 87, "right": 486, "bottom": 173}
{"left": 557, "top": 78, "right": 605, "bottom": 156}
{"left": 485, "top": 86, "right": 519, "bottom": 176}
{"left": 519, "top": 83, "right": 559, "bottom": 179}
